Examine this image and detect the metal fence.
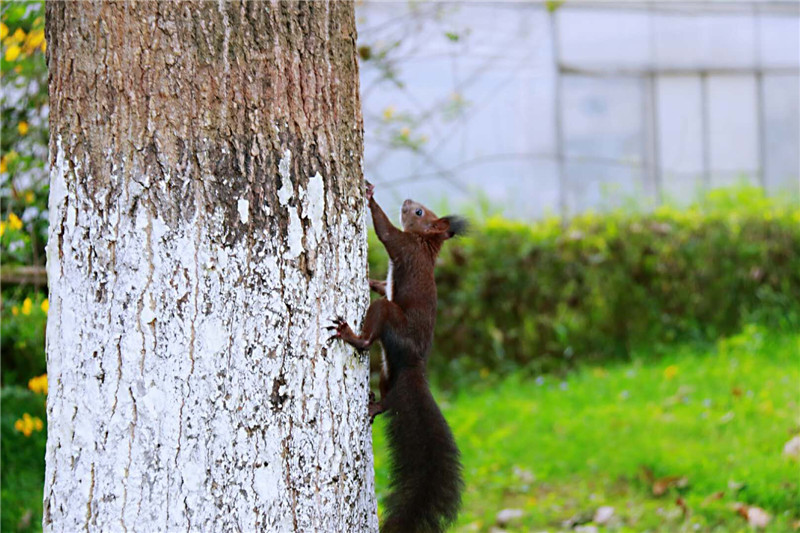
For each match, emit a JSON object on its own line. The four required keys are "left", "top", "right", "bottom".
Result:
{"left": 357, "top": 1, "right": 800, "bottom": 219}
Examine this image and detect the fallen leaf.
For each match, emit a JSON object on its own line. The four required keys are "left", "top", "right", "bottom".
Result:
{"left": 653, "top": 475, "right": 689, "bottom": 496}
{"left": 495, "top": 508, "right": 524, "bottom": 527}
{"left": 702, "top": 491, "right": 725, "bottom": 506}
{"left": 733, "top": 503, "right": 771, "bottom": 529}
{"left": 562, "top": 510, "right": 594, "bottom": 529}
{"left": 593, "top": 506, "right": 614, "bottom": 525}
{"left": 676, "top": 497, "right": 689, "bottom": 519}
{"left": 783, "top": 435, "right": 800, "bottom": 460}
{"left": 728, "top": 480, "right": 746, "bottom": 492}
{"left": 639, "top": 466, "right": 655, "bottom": 484}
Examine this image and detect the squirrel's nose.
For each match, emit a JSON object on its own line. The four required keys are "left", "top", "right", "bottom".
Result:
{"left": 402, "top": 199, "right": 412, "bottom": 212}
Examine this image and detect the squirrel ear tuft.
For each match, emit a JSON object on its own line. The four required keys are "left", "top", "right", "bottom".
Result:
{"left": 440, "top": 215, "right": 469, "bottom": 239}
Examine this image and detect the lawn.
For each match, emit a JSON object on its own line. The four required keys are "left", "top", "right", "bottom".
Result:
{"left": 373, "top": 325, "right": 800, "bottom": 532}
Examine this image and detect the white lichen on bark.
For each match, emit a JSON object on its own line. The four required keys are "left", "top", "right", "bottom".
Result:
{"left": 43, "top": 137, "right": 378, "bottom": 531}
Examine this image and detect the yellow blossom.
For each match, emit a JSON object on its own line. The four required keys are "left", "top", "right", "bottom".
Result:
{"left": 8, "top": 212, "right": 22, "bottom": 230}
{"left": 5, "top": 44, "right": 21, "bottom": 62}
{"left": 41, "top": 298, "right": 49, "bottom": 314}
{"left": 6, "top": 150, "right": 18, "bottom": 162}
{"left": 17, "top": 121, "right": 28, "bottom": 135}
{"left": 11, "top": 305, "right": 19, "bottom": 316}
{"left": 21, "top": 297, "right": 33, "bottom": 315}
{"left": 25, "top": 191, "right": 34, "bottom": 203}
{"left": 382, "top": 106, "right": 396, "bottom": 120}
{"left": 14, "top": 413, "right": 44, "bottom": 437}
{"left": 0, "top": 23, "right": 8, "bottom": 40}
{"left": 28, "top": 373, "right": 48, "bottom": 395}
{"left": 41, "top": 40, "right": 46, "bottom": 53}
{"left": 663, "top": 365, "right": 679, "bottom": 380}
{"left": 0, "top": 221, "right": 5, "bottom": 236}
{"left": 1, "top": 155, "right": 7, "bottom": 173}
{"left": 400, "top": 127, "right": 410, "bottom": 138}
{"left": 25, "top": 28, "right": 44, "bottom": 52}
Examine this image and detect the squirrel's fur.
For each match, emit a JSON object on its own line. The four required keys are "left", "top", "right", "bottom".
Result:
{"left": 330, "top": 183, "right": 465, "bottom": 532}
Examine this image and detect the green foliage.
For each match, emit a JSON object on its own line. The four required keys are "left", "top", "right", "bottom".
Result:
{"left": 1, "top": 0, "right": 49, "bottom": 269}
{"left": 373, "top": 326, "right": 800, "bottom": 531}
{"left": 1, "top": 386, "right": 47, "bottom": 533}
{"left": 1, "top": 290, "right": 47, "bottom": 386}
{"left": 369, "top": 186, "right": 800, "bottom": 381}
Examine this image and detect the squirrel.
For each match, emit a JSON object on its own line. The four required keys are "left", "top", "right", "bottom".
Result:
{"left": 328, "top": 181, "right": 466, "bottom": 533}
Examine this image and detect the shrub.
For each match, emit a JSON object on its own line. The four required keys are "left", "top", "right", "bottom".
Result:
{"left": 1, "top": 291, "right": 47, "bottom": 387}
{"left": 368, "top": 187, "right": 800, "bottom": 378}
{"left": 1, "top": 385, "right": 47, "bottom": 533}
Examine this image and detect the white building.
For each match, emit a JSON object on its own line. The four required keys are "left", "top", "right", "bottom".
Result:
{"left": 358, "top": 1, "right": 800, "bottom": 218}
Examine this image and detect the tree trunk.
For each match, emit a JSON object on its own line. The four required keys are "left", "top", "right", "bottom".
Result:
{"left": 43, "top": 1, "right": 376, "bottom": 531}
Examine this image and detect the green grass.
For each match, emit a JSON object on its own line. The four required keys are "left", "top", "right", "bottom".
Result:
{"left": 1, "top": 386, "right": 47, "bottom": 533}
{"left": 3, "top": 326, "right": 797, "bottom": 531}
{"left": 373, "top": 326, "right": 800, "bottom": 532}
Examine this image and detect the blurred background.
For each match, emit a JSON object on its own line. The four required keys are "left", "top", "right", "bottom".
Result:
{"left": 1, "top": 1, "right": 798, "bottom": 532}
{"left": 359, "top": 1, "right": 799, "bottom": 217}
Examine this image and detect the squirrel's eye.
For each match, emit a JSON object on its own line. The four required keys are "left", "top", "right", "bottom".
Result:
{"left": 415, "top": 208, "right": 423, "bottom": 216}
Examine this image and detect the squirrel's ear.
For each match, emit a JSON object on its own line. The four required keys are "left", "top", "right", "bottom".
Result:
{"left": 436, "top": 215, "right": 468, "bottom": 239}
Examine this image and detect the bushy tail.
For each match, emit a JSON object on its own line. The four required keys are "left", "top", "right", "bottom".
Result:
{"left": 380, "top": 371, "right": 463, "bottom": 533}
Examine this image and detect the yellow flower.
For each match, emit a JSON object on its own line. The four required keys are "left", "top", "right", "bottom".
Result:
{"left": 28, "top": 373, "right": 48, "bottom": 395}
{"left": 11, "top": 305, "right": 19, "bottom": 316}
{"left": 5, "top": 44, "right": 21, "bottom": 62}
{"left": 400, "top": 127, "right": 410, "bottom": 138}
{"left": 663, "top": 365, "right": 679, "bottom": 380}
{"left": 382, "top": 106, "right": 395, "bottom": 120}
{"left": 41, "top": 298, "right": 49, "bottom": 314}
{"left": 21, "top": 297, "right": 33, "bottom": 315}
{"left": 25, "top": 28, "right": 44, "bottom": 51}
{"left": 8, "top": 212, "right": 22, "bottom": 230}
{"left": 13, "top": 28, "right": 25, "bottom": 42}
{"left": 0, "top": 221, "right": 5, "bottom": 237}
{"left": 25, "top": 191, "right": 34, "bottom": 203}
{"left": 14, "top": 413, "right": 44, "bottom": 437}
{"left": 17, "top": 121, "right": 29, "bottom": 135}
{"left": 41, "top": 40, "right": 46, "bottom": 53}
{"left": 0, "top": 23, "right": 8, "bottom": 40}
{"left": 0, "top": 155, "right": 7, "bottom": 173}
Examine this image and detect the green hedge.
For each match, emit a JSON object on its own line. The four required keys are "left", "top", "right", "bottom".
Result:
{"left": 368, "top": 187, "right": 800, "bottom": 377}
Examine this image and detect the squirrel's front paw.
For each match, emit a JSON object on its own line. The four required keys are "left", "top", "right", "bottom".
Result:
{"left": 365, "top": 180, "right": 375, "bottom": 201}
{"left": 325, "top": 316, "right": 350, "bottom": 343}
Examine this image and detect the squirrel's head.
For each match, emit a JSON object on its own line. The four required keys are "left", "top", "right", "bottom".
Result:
{"left": 401, "top": 199, "right": 468, "bottom": 240}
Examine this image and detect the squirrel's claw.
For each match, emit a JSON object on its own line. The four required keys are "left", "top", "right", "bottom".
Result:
{"left": 325, "top": 316, "right": 349, "bottom": 343}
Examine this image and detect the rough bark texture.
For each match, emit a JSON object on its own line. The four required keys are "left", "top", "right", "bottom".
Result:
{"left": 44, "top": 1, "right": 376, "bottom": 531}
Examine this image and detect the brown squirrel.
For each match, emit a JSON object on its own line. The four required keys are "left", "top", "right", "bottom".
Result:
{"left": 329, "top": 181, "right": 465, "bottom": 533}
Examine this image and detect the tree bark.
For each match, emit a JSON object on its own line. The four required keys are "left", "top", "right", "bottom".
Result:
{"left": 43, "top": 1, "right": 376, "bottom": 531}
